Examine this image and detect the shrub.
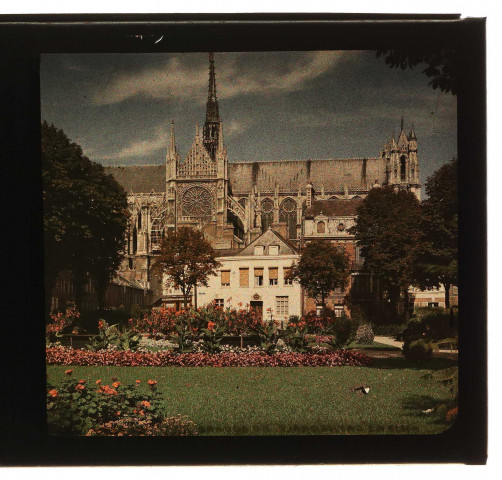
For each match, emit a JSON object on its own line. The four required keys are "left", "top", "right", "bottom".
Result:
{"left": 87, "top": 415, "right": 198, "bottom": 436}
{"left": 354, "top": 324, "right": 374, "bottom": 344}
{"left": 371, "top": 323, "right": 406, "bottom": 338}
{"left": 46, "top": 307, "right": 80, "bottom": 343}
{"left": 402, "top": 339, "right": 434, "bottom": 362}
{"left": 326, "top": 316, "right": 352, "bottom": 349}
{"left": 46, "top": 374, "right": 165, "bottom": 435}
{"left": 401, "top": 307, "right": 457, "bottom": 355}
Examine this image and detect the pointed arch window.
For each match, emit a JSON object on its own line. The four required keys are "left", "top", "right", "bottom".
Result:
{"left": 279, "top": 198, "right": 297, "bottom": 239}
{"left": 150, "top": 218, "right": 164, "bottom": 250}
{"left": 400, "top": 156, "right": 407, "bottom": 181}
{"left": 261, "top": 198, "right": 274, "bottom": 232}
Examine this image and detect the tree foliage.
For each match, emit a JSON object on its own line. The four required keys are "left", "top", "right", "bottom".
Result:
{"left": 290, "top": 240, "right": 350, "bottom": 312}
{"left": 42, "top": 121, "right": 129, "bottom": 312}
{"left": 351, "top": 186, "right": 422, "bottom": 319}
{"left": 376, "top": 48, "right": 458, "bottom": 95}
{"left": 414, "top": 159, "right": 458, "bottom": 307}
{"left": 152, "top": 227, "right": 221, "bottom": 308}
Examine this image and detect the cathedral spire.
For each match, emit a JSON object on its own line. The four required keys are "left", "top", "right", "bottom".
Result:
{"left": 206, "top": 52, "right": 220, "bottom": 124}
{"left": 169, "top": 120, "right": 176, "bottom": 155}
{"left": 203, "top": 52, "right": 222, "bottom": 160}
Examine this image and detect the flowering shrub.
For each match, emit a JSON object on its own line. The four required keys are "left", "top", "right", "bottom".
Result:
{"left": 130, "top": 305, "right": 264, "bottom": 339}
{"left": 200, "top": 321, "right": 227, "bottom": 353}
{"left": 354, "top": 324, "right": 375, "bottom": 345}
{"left": 46, "top": 307, "right": 80, "bottom": 343}
{"left": 46, "top": 374, "right": 166, "bottom": 435}
{"left": 86, "top": 415, "right": 198, "bottom": 436}
{"left": 284, "top": 318, "right": 309, "bottom": 352}
{"left": 86, "top": 320, "right": 141, "bottom": 351}
{"left": 46, "top": 346, "right": 372, "bottom": 367}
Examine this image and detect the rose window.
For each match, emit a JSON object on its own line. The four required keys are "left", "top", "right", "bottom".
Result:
{"left": 182, "top": 186, "right": 213, "bottom": 217}
{"left": 261, "top": 198, "right": 274, "bottom": 213}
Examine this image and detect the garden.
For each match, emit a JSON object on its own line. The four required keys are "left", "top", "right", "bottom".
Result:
{"left": 46, "top": 305, "right": 458, "bottom": 436}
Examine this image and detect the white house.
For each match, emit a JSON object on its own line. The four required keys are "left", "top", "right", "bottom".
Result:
{"left": 196, "top": 228, "right": 302, "bottom": 324}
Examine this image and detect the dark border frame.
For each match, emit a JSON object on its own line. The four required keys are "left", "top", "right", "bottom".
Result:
{"left": 0, "top": 14, "right": 486, "bottom": 466}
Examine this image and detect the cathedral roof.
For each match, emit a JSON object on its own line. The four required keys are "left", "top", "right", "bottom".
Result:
{"left": 304, "top": 198, "right": 363, "bottom": 218}
{"left": 105, "top": 165, "right": 166, "bottom": 193}
{"left": 228, "top": 158, "right": 386, "bottom": 194}
{"left": 105, "top": 157, "right": 387, "bottom": 195}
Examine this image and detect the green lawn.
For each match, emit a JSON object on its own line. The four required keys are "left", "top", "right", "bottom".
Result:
{"left": 346, "top": 341, "right": 401, "bottom": 351}
{"left": 47, "top": 360, "right": 457, "bottom": 435}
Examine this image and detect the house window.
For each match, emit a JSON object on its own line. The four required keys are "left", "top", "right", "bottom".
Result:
{"left": 239, "top": 268, "right": 249, "bottom": 287}
{"left": 317, "top": 221, "right": 326, "bottom": 233}
{"left": 254, "top": 245, "right": 264, "bottom": 256}
{"left": 269, "top": 267, "right": 278, "bottom": 286}
{"left": 316, "top": 304, "right": 323, "bottom": 316}
{"left": 334, "top": 306, "right": 344, "bottom": 317}
{"left": 269, "top": 245, "right": 279, "bottom": 256}
{"left": 221, "top": 270, "right": 230, "bottom": 287}
{"left": 254, "top": 268, "right": 264, "bottom": 286}
{"left": 276, "top": 296, "right": 289, "bottom": 316}
{"left": 214, "top": 298, "right": 224, "bottom": 308}
{"left": 283, "top": 267, "right": 293, "bottom": 285}
{"left": 428, "top": 302, "right": 440, "bottom": 308}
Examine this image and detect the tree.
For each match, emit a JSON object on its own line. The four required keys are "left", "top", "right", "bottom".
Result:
{"left": 42, "top": 121, "right": 129, "bottom": 314}
{"left": 414, "top": 159, "right": 458, "bottom": 308}
{"left": 152, "top": 227, "right": 221, "bottom": 309}
{"left": 289, "top": 240, "right": 350, "bottom": 317}
{"left": 351, "top": 186, "right": 422, "bottom": 322}
{"left": 376, "top": 48, "right": 458, "bottom": 95}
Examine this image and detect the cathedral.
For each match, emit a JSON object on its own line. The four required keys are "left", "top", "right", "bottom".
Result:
{"left": 105, "top": 53, "right": 421, "bottom": 305}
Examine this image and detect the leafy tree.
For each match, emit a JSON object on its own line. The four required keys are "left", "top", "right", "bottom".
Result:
{"left": 376, "top": 48, "right": 458, "bottom": 95}
{"left": 289, "top": 240, "right": 350, "bottom": 317}
{"left": 351, "top": 186, "right": 422, "bottom": 321}
{"left": 42, "top": 121, "right": 128, "bottom": 314}
{"left": 152, "top": 227, "right": 221, "bottom": 309}
{"left": 414, "top": 159, "right": 458, "bottom": 308}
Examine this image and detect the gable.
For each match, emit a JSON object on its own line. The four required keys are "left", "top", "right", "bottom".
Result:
{"left": 239, "top": 228, "right": 298, "bottom": 256}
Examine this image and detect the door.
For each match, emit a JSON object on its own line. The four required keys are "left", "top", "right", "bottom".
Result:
{"left": 250, "top": 301, "right": 263, "bottom": 321}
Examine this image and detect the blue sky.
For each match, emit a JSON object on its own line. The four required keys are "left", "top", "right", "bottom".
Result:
{"left": 40, "top": 51, "right": 457, "bottom": 186}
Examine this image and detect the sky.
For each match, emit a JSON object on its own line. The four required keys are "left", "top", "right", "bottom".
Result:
{"left": 40, "top": 51, "right": 457, "bottom": 186}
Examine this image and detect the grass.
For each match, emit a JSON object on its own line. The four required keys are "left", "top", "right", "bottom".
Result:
{"left": 47, "top": 359, "right": 457, "bottom": 435}
{"left": 346, "top": 341, "right": 401, "bottom": 351}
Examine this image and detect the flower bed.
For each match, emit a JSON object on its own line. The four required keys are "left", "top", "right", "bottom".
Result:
{"left": 46, "top": 346, "right": 372, "bottom": 367}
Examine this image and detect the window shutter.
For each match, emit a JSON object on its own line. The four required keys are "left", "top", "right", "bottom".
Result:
{"left": 239, "top": 268, "right": 249, "bottom": 287}
{"left": 221, "top": 270, "right": 230, "bottom": 285}
{"left": 254, "top": 268, "right": 264, "bottom": 276}
{"left": 269, "top": 267, "right": 278, "bottom": 280}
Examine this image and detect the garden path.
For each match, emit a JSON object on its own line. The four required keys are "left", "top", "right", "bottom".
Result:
{"left": 374, "top": 336, "right": 404, "bottom": 349}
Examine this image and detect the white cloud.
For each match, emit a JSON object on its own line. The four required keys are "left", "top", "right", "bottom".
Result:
{"left": 93, "top": 51, "right": 345, "bottom": 106}
{"left": 97, "top": 125, "right": 168, "bottom": 161}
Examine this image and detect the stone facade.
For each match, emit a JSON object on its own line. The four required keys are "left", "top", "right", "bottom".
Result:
{"left": 196, "top": 229, "right": 302, "bottom": 325}
{"left": 104, "top": 53, "right": 422, "bottom": 306}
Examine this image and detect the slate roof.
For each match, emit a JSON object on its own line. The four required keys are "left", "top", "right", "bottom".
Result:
{"left": 304, "top": 198, "right": 363, "bottom": 218}
{"left": 228, "top": 158, "right": 386, "bottom": 193}
{"left": 238, "top": 228, "right": 299, "bottom": 256}
{"left": 105, "top": 158, "right": 386, "bottom": 195}
{"left": 105, "top": 165, "right": 166, "bottom": 193}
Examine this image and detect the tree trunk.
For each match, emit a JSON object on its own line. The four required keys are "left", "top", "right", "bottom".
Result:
{"left": 444, "top": 283, "right": 451, "bottom": 309}
{"left": 194, "top": 283, "right": 198, "bottom": 310}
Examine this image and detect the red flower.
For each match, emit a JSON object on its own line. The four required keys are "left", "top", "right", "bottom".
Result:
{"left": 135, "top": 380, "right": 141, "bottom": 384}
{"left": 96, "top": 379, "right": 102, "bottom": 385}
{"left": 207, "top": 321, "right": 216, "bottom": 332}
{"left": 78, "top": 379, "right": 85, "bottom": 384}
{"left": 48, "top": 389, "right": 58, "bottom": 398}
{"left": 142, "top": 400, "right": 151, "bottom": 408}
{"left": 65, "top": 369, "right": 73, "bottom": 375}
{"left": 75, "top": 384, "right": 85, "bottom": 391}
{"left": 112, "top": 381, "right": 121, "bottom": 388}
{"left": 148, "top": 379, "right": 157, "bottom": 386}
